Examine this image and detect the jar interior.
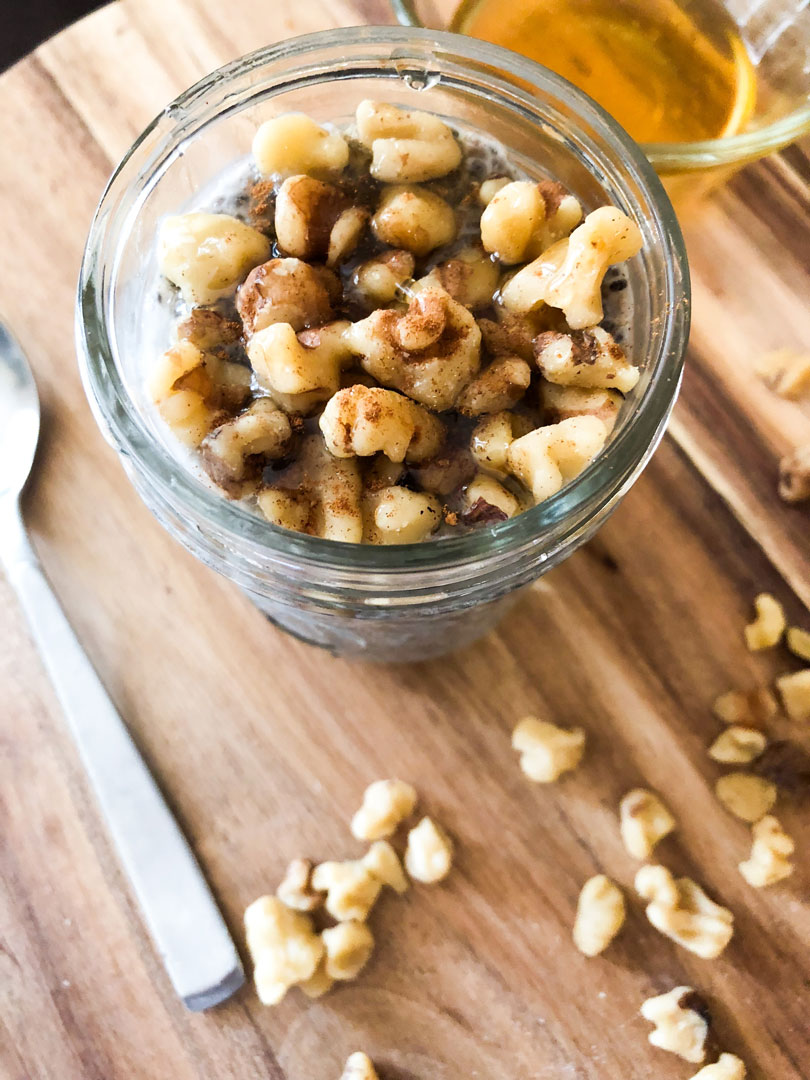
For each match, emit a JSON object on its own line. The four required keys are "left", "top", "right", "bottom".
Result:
{"left": 110, "top": 53, "right": 665, "bottom": 525}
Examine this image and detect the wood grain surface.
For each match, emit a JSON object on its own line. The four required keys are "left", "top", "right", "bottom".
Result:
{"left": 1, "top": 2, "right": 809, "bottom": 1078}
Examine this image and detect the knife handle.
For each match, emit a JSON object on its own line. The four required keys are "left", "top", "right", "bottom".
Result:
{"left": 2, "top": 504, "right": 244, "bottom": 1010}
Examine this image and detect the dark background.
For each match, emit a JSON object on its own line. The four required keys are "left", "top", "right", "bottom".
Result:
{"left": 0, "top": 0, "right": 104, "bottom": 71}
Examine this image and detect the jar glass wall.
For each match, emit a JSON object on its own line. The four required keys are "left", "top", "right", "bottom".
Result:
{"left": 77, "top": 27, "right": 689, "bottom": 662}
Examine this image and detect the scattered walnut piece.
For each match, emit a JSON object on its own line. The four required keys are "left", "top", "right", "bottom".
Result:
{"left": 743, "top": 593, "right": 786, "bottom": 651}
{"left": 340, "top": 1052, "right": 379, "bottom": 1080}
{"left": 362, "top": 841, "right": 409, "bottom": 895}
{"left": 712, "top": 688, "right": 778, "bottom": 726}
{"left": 708, "top": 727, "right": 767, "bottom": 765}
{"left": 787, "top": 627, "right": 810, "bottom": 662}
{"left": 738, "top": 815, "right": 794, "bottom": 887}
{"left": 322, "top": 920, "right": 375, "bottom": 980}
{"left": 511, "top": 717, "right": 586, "bottom": 782}
{"left": 756, "top": 348, "right": 810, "bottom": 400}
{"left": 572, "top": 875, "right": 626, "bottom": 956}
{"left": 779, "top": 445, "right": 810, "bottom": 503}
{"left": 619, "top": 789, "right": 676, "bottom": 860}
{"left": 751, "top": 739, "right": 810, "bottom": 794}
{"left": 776, "top": 669, "right": 810, "bottom": 720}
{"left": 635, "top": 866, "right": 734, "bottom": 959}
{"left": 350, "top": 780, "right": 415, "bottom": 844}
{"left": 277, "top": 858, "right": 322, "bottom": 912}
{"left": 687, "top": 1053, "right": 746, "bottom": 1080}
{"left": 311, "top": 860, "right": 382, "bottom": 922}
{"left": 640, "top": 986, "right": 710, "bottom": 1064}
{"left": 299, "top": 957, "right": 335, "bottom": 999}
{"left": 404, "top": 817, "right": 453, "bottom": 884}
{"left": 714, "top": 772, "right": 777, "bottom": 822}
{"left": 244, "top": 896, "right": 323, "bottom": 1005}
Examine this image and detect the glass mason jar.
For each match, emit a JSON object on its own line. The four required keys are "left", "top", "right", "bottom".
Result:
{"left": 76, "top": 26, "right": 690, "bottom": 663}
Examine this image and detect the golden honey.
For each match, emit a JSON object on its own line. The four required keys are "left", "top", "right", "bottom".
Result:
{"left": 452, "top": 0, "right": 756, "bottom": 146}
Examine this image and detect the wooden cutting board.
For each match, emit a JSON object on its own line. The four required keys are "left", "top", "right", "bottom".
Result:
{"left": 1, "top": 2, "right": 809, "bottom": 1077}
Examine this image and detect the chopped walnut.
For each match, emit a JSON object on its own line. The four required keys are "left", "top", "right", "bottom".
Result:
{"left": 362, "top": 841, "right": 409, "bottom": 894}
{"left": 708, "top": 727, "right": 767, "bottom": 765}
{"left": 756, "top": 348, "right": 810, "bottom": 400}
{"left": 421, "top": 246, "right": 501, "bottom": 311}
{"left": 787, "top": 626, "right": 810, "bottom": 662}
{"left": 274, "top": 175, "right": 352, "bottom": 262}
{"left": 371, "top": 185, "right": 457, "bottom": 256}
{"left": 540, "top": 382, "right": 622, "bottom": 433}
{"left": 776, "top": 668, "right": 810, "bottom": 720}
{"left": 744, "top": 593, "right": 786, "bottom": 650}
{"left": 480, "top": 179, "right": 582, "bottom": 264}
{"left": 640, "top": 986, "right": 710, "bottom": 1063}
{"left": 779, "top": 445, "right": 810, "bottom": 503}
{"left": 534, "top": 326, "right": 640, "bottom": 394}
{"left": 455, "top": 355, "right": 532, "bottom": 415}
{"left": 404, "top": 817, "right": 453, "bottom": 884}
{"left": 511, "top": 717, "right": 586, "bottom": 782}
{"left": 200, "top": 398, "right": 292, "bottom": 496}
{"left": 714, "top": 772, "right": 777, "bottom": 822}
{"left": 299, "top": 956, "right": 335, "bottom": 999}
{"left": 687, "top": 1053, "right": 746, "bottom": 1080}
{"left": 356, "top": 100, "right": 462, "bottom": 183}
{"left": 572, "top": 875, "right": 626, "bottom": 956}
{"left": 739, "top": 814, "right": 794, "bottom": 887}
{"left": 351, "top": 249, "right": 415, "bottom": 309}
{"left": 237, "top": 258, "right": 337, "bottom": 337}
{"left": 712, "top": 687, "right": 779, "bottom": 726}
{"left": 320, "top": 385, "right": 444, "bottom": 463}
{"left": 158, "top": 212, "right": 271, "bottom": 305}
{"left": 635, "top": 866, "right": 734, "bottom": 959}
{"left": 500, "top": 207, "right": 642, "bottom": 329}
{"left": 364, "top": 487, "right": 442, "bottom": 544}
{"left": 322, "top": 920, "right": 375, "bottom": 980}
{"left": 176, "top": 308, "right": 241, "bottom": 351}
{"left": 478, "top": 311, "right": 538, "bottom": 362}
{"left": 312, "top": 860, "right": 382, "bottom": 922}
{"left": 344, "top": 288, "right": 482, "bottom": 411}
{"left": 350, "top": 779, "right": 418, "bottom": 841}
{"left": 252, "top": 113, "right": 349, "bottom": 179}
{"left": 277, "top": 858, "right": 321, "bottom": 912}
{"left": 463, "top": 473, "right": 521, "bottom": 521}
{"left": 244, "top": 895, "right": 324, "bottom": 1005}
{"left": 247, "top": 321, "right": 352, "bottom": 413}
{"left": 340, "top": 1052, "right": 379, "bottom": 1080}
{"left": 619, "top": 789, "right": 676, "bottom": 859}
{"left": 471, "top": 411, "right": 520, "bottom": 477}
{"left": 507, "top": 416, "right": 609, "bottom": 503}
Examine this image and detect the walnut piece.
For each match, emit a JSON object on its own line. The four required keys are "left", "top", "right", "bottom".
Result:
{"left": 480, "top": 179, "right": 582, "bottom": 264}
{"left": 540, "top": 382, "right": 622, "bottom": 433}
{"left": 344, "top": 288, "right": 482, "bottom": 411}
{"left": 534, "top": 327, "right": 640, "bottom": 394}
{"left": 708, "top": 727, "right": 767, "bottom": 765}
{"left": 744, "top": 593, "right": 786, "bottom": 650}
{"left": 252, "top": 113, "right": 349, "bottom": 178}
{"left": 340, "top": 1052, "right": 379, "bottom": 1080}
{"left": 422, "top": 246, "right": 501, "bottom": 310}
{"left": 350, "top": 779, "right": 418, "bottom": 841}
{"left": 687, "top": 1053, "right": 746, "bottom": 1080}
{"left": 463, "top": 473, "right": 521, "bottom": 521}
{"left": 640, "top": 986, "right": 710, "bottom": 1063}
{"left": 405, "top": 817, "right": 453, "bottom": 883}
{"left": 362, "top": 841, "right": 409, "bottom": 894}
{"left": 635, "top": 865, "right": 734, "bottom": 959}
{"left": 619, "top": 789, "right": 676, "bottom": 860}
{"left": 158, "top": 212, "right": 271, "bottom": 304}
{"left": 364, "top": 487, "right": 442, "bottom": 544}
{"left": 237, "top": 258, "right": 336, "bottom": 337}
{"left": 277, "top": 858, "right": 321, "bottom": 912}
{"left": 356, "top": 100, "right": 462, "bottom": 183}
{"left": 322, "top": 920, "right": 375, "bottom": 980}
{"left": 714, "top": 772, "right": 777, "bottom": 822}
{"left": 756, "top": 347, "right": 810, "bottom": 399}
{"left": 776, "top": 668, "right": 810, "bottom": 720}
{"left": 320, "top": 385, "right": 444, "bottom": 464}
{"left": 312, "top": 860, "right": 382, "bottom": 923}
{"left": 200, "top": 398, "right": 291, "bottom": 496}
{"left": 787, "top": 626, "right": 810, "bottom": 662}
{"left": 712, "top": 687, "right": 778, "bottom": 726}
{"left": 244, "top": 895, "right": 323, "bottom": 1005}
{"left": 739, "top": 814, "right": 794, "bottom": 887}
{"left": 511, "top": 717, "right": 586, "bottom": 782}
{"left": 455, "top": 356, "right": 532, "bottom": 416}
{"left": 371, "top": 185, "right": 456, "bottom": 256}
{"left": 506, "top": 416, "right": 609, "bottom": 503}
{"left": 572, "top": 875, "right": 626, "bottom": 956}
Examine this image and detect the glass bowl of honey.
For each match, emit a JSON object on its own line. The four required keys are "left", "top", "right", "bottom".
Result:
{"left": 393, "top": 0, "right": 810, "bottom": 189}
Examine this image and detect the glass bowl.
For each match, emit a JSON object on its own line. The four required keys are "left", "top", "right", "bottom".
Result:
{"left": 76, "top": 26, "right": 690, "bottom": 662}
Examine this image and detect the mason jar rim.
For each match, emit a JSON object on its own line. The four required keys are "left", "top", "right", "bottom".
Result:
{"left": 76, "top": 25, "right": 690, "bottom": 573}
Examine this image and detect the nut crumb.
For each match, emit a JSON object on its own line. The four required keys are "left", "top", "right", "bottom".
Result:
{"left": 776, "top": 668, "right": 810, "bottom": 720}
{"left": 744, "top": 593, "right": 785, "bottom": 651}
{"left": 572, "top": 875, "right": 626, "bottom": 956}
{"left": 708, "top": 727, "right": 767, "bottom": 765}
{"left": 712, "top": 688, "right": 778, "bottom": 727}
{"left": 787, "top": 627, "right": 810, "bottom": 662}
{"left": 738, "top": 815, "right": 794, "bottom": 887}
{"left": 714, "top": 772, "right": 777, "bottom": 822}
{"left": 635, "top": 866, "right": 734, "bottom": 959}
{"left": 404, "top": 817, "right": 453, "bottom": 883}
{"left": 619, "top": 789, "right": 676, "bottom": 859}
{"left": 512, "top": 717, "right": 586, "bottom": 782}
{"left": 640, "top": 985, "right": 710, "bottom": 1063}
{"left": 687, "top": 1053, "right": 746, "bottom": 1080}
{"left": 351, "top": 779, "right": 417, "bottom": 841}
{"left": 277, "top": 858, "right": 321, "bottom": 912}
{"left": 340, "top": 1052, "right": 379, "bottom": 1080}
